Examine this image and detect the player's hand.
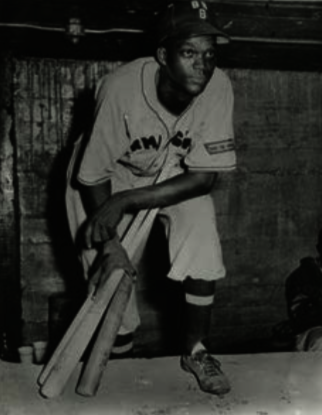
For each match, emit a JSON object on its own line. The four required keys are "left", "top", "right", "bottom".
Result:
{"left": 83, "top": 193, "right": 128, "bottom": 249}
{"left": 87, "top": 236, "right": 136, "bottom": 295}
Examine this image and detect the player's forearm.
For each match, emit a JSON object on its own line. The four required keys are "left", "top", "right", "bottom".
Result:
{"left": 80, "top": 180, "right": 112, "bottom": 216}
{"left": 121, "top": 171, "right": 217, "bottom": 212}
{"left": 80, "top": 171, "right": 217, "bottom": 247}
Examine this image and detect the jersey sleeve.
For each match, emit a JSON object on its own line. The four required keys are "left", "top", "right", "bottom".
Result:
{"left": 77, "top": 76, "right": 129, "bottom": 186}
{"left": 184, "top": 76, "right": 236, "bottom": 172}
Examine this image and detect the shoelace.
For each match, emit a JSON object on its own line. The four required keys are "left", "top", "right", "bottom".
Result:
{"left": 198, "top": 352, "right": 222, "bottom": 376}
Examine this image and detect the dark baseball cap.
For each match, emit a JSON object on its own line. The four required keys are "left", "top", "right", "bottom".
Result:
{"left": 155, "top": 1, "right": 230, "bottom": 46}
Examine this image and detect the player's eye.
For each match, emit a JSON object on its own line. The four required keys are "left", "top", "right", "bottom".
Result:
{"left": 181, "top": 49, "right": 195, "bottom": 58}
{"left": 205, "top": 50, "right": 216, "bottom": 59}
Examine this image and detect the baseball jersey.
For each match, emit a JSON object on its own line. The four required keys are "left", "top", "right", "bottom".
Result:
{"left": 77, "top": 57, "right": 236, "bottom": 187}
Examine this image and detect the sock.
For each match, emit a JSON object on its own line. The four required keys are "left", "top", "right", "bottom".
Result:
{"left": 191, "top": 341, "right": 206, "bottom": 354}
{"left": 111, "top": 332, "right": 134, "bottom": 358}
{"left": 183, "top": 277, "right": 216, "bottom": 355}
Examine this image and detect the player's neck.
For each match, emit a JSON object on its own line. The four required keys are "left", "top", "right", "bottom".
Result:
{"left": 156, "top": 69, "right": 194, "bottom": 117}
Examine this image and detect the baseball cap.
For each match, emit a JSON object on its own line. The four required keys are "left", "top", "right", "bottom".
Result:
{"left": 155, "top": 1, "right": 230, "bottom": 46}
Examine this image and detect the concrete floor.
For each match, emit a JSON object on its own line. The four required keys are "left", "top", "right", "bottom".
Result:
{"left": 1, "top": 352, "right": 322, "bottom": 415}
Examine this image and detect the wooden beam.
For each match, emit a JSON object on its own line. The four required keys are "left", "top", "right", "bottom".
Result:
{"left": 0, "top": 0, "right": 321, "bottom": 71}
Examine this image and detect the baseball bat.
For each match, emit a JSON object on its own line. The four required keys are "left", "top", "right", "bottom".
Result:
{"left": 76, "top": 272, "right": 133, "bottom": 396}
{"left": 39, "top": 201, "right": 160, "bottom": 398}
{"left": 74, "top": 158, "right": 175, "bottom": 397}
{"left": 37, "top": 286, "right": 95, "bottom": 386}
{"left": 39, "top": 156, "right": 174, "bottom": 398}
{"left": 38, "top": 204, "right": 153, "bottom": 390}
{"left": 39, "top": 268, "right": 125, "bottom": 398}
{"left": 75, "top": 204, "right": 161, "bottom": 397}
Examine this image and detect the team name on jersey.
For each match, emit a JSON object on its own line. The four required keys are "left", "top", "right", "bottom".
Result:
{"left": 130, "top": 131, "right": 192, "bottom": 153}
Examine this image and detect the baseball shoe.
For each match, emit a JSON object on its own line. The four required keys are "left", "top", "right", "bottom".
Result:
{"left": 181, "top": 350, "right": 230, "bottom": 395}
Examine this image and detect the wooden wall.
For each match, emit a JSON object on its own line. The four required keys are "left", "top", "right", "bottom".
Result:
{"left": 1, "top": 55, "right": 322, "bottom": 356}
{"left": 13, "top": 59, "right": 123, "bottom": 345}
{"left": 0, "top": 57, "right": 21, "bottom": 357}
{"left": 211, "top": 68, "right": 322, "bottom": 353}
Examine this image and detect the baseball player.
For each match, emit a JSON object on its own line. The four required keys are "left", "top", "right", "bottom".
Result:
{"left": 66, "top": 0, "right": 236, "bottom": 395}
{"left": 273, "top": 229, "right": 322, "bottom": 352}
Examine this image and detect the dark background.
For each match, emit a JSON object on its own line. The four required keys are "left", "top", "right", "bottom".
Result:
{"left": 0, "top": 0, "right": 322, "bottom": 360}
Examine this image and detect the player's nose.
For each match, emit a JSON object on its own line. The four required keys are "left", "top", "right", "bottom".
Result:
{"left": 193, "top": 53, "right": 206, "bottom": 70}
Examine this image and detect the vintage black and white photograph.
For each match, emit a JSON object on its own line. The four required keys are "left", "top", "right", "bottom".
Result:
{"left": 0, "top": 0, "right": 322, "bottom": 414}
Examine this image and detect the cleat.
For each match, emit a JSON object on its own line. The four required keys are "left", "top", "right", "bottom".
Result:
{"left": 181, "top": 350, "right": 230, "bottom": 395}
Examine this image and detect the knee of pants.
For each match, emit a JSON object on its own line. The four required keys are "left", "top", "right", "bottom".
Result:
{"left": 160, "top": 195, "right": 217, "bottom": 238}
{"left": 159, "top": 195, "right": 225, "bottom": 282}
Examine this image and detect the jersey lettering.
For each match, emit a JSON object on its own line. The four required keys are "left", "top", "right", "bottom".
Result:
{"left": 142, "top": 135, "right": 162, "bottom": 150}
{"left": 130, "top": 131, "right": 192, "bottom": 154}
{"left": 171, "top": 131, "right": 192, "bottom": 150}
{"left": 130, "top": 139, "right": 142, "bottom": 152}
{"left": 130, "top": 135, "right": 161, "bottom": 152}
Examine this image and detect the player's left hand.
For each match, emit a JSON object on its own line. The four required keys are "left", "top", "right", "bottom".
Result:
{"left": 83, "top": 192, "right": 128, "bottom": 248}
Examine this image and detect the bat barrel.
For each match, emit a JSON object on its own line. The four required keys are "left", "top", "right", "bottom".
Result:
{"left": 39, "top": 270, "right": 125, "bottom": 398}
{"left": 76, "top": 273, "right": 133, "bottom": 397}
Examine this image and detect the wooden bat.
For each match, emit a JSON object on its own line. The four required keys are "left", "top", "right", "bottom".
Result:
{"left": 76, "top": 272, "right": 133, "bottom": 397}
{"left": 39, "top": 157, "right": 174, "bottom": 398}
{"left": 38, "top": 206, "right": 153, "bottom": 389}
{"left": 39, "top": 268, "right": 125, "bottom": 398}
{"left": 75, "top": 204, "right": 162, "bottom": 397}
{"left": 37, "top": 285, "right": 95, "bottom": 387}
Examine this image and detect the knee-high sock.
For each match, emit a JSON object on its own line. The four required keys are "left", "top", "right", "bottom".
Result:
{"left": 183, "top": 277, "right": 216, "bottom": 355}
{"left": 111, "top": 332, "right": 134, "bottom": 357}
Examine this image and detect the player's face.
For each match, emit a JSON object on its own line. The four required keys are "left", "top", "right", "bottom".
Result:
{"left": 160, "top": 35, "right": 217, "bottom": 97}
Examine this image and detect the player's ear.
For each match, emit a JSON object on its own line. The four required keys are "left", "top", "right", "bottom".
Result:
{"left": 156, "top": 46, "right": 167, "bottom": 66}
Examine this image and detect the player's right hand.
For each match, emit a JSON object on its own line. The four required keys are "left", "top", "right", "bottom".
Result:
{"left": 83, "top": 192, "right": 128, "bottom": 248}
{"left": 87, "top": 236, "right": 136, "bottom": 295}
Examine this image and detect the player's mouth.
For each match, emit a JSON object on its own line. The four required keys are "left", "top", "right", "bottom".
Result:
{"left": 190, "top": 72, "right": 211, "bottom": 84}
{"left": 191, "top": 76, "right": 207, "bottom": 83}
{"left": 189, "top": 76, "right": 209, "bottom": 88}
